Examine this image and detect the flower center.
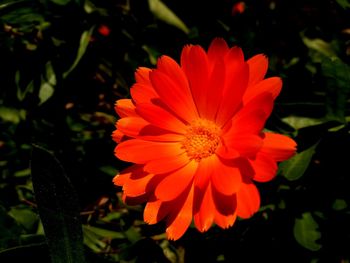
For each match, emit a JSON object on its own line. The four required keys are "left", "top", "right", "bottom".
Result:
{"left": 181, "top": 119, "right": 221, "bottom": 162}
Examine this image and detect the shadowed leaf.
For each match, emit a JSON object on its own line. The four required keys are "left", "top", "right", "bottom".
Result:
{"left": 294, "top": 212, "right": 322, "bottom": 251}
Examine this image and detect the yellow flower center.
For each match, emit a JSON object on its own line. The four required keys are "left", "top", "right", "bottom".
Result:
{"left": 182, "top": 119, "right": 221, "bottom": 162}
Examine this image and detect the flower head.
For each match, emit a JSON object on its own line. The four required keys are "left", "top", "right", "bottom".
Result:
{"left": 112, "top": 38, "right": 297, "bottom": 240}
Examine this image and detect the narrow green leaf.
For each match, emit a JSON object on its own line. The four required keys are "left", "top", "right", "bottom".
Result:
{"left": 293, "top": 212, "right": 322, "bottom": 251}
{"left": 30, "top": 145, "right": 85, "bottom": 263}
{"left": 282, "top": 116, "right": 324, "bottom": 130}
{"left": 63, "top": 27, "right": 94, "bottom": 78}
{"left": 83, "top": 225, "right": 124, "bottom": 239}
{"left": 148, "top": 0, "right": 190, "bottom": 34}
{"left": 280, "top": 142, "right": 318, "bottom": 181}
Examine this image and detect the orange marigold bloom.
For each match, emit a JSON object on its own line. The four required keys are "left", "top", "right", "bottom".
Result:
{"left": 112, "top": 38, "right": 297, "bottom": 240}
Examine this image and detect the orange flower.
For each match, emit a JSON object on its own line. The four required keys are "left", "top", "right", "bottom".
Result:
{"left": 112, "top": 38, "right": 297, "bottom": 240}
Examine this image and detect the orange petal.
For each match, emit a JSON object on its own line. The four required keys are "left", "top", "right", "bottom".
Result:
{"left": 211, "top": 155, "right": 242, "bottom": 195}
{"left": 203, "top": 58, "right": 225, "bottom": 120}
{"left": 113, "top": 164, "right": 143, "bottom": 186}
{"left": 144, "top": 199, "right": 165, "bottom": 224}
{"left": 220, "top": 134, "right": 263, "bottom": 158}
{"left": 207, "top": 38, "right": 229, "bottom": 66}
{"left": 212, "top": 186, "right": 237, "bottom": 216}
{"left": 150, "top": 68, "right": 198, "bottom": 123}
{"left": 194, "top": 182, "right": 215, "bottom": 232}
{"left": 117, "top": 117, "right": 184, "bottom": 142}
{"left": 144, "top": 153, "right": 190, "bottom": 174}
{"left": 214, "top": 209, "right": 237, "bottom": 229}
{"left": 261, "top": 133, "right": 297, "bottom": 161}
{"left": 123, "top": 173, "right": 156, "bottom": 197}
{"left": 180, "top": 45, "right": 210, "bottom": 117}
{"left": 230, "top": 92, "right": 274, "bottom": 135}
{"left": 136, "top": 103, "right": 187, "bottom": 134}
{"left": 112, "top": 129, "right": 124, "bottom": 143}
{"left": 115, "top": 139, "right": 184, "bottom": 164}
{"left": 236, "top": 182, "right": 260, "bottom": 219}
{"left": 114, "top": 99, "right": 137, "bottom": 118}
{"left": 193, "top": 155, "right": 216, "bottom": 191}
{"left": 130, "top": 83, "right": 158, "bottom": 104}
{"left": 250, "top": 152, "right": 277, "bottom": 182}
{"left": 166, "top": 184, "right": 194, "bottom": 240}
{"left": 244, "top": 77, "right": 282, "bottom": 104}
{"left": 216, "top": 48, "right": 249, "bottom": 126}
{"left": 155, "top": 160, "right": 198, "bottom": 201}
{"left": 134, "top": 67, "right": 152, "bottom": 85}
{"left": 247, "top": 54, "right": 268, "bottom": 86}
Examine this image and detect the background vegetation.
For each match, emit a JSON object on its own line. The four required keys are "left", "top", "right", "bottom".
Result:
{"left": 1, "top": 0, "right": 350, "bottom": 262}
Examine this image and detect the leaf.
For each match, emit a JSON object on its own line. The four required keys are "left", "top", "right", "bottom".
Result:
{"left": 322, "top": 57, "right": 350, "bottom": 122}
{"left": 8, "top": 207, "right": 39, "bottom": 231}
{"left": 336, "top": 0, "right": 350, "bottom": 9}
{"left": 148, "top": 0, "right": 190, "bottom": 34}
{"left": 30, "top": 145, "right": 85, "bottom": 263}
{"left": 63, "top": 27, "right": 94, "bottom": 78}
{"left": 282, "top": 116, "right": 324, "bottom": 130}
{"left": 0, "top": 107, "right": 25, "bottom": 124}
{"left": 39, "top": 62, "right": 57, "bottom": 105}
{"left": 332, "top": 199, "right": 347, "bottom": 211}
{"left": 302, "top": 35, "right": 337, "bottom": 59}
{"left": 280, "top": 142, "right": 318, "bottom": 181}
{"left": 83, "top": 225, "right": 124, "bottom": 239}
{"left": 294, "top": 212, "right": 322, "bottom": 251}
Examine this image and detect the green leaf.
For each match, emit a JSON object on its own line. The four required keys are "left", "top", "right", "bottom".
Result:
{"left": 336, "top": 0, "right": 350, "bottom": 9}
{"left": 83, "top": 225, "right": 124, "bottom": 239}
{"left": 294, "top": 212, "right": 322, "bottom": 251}
{"left": 63, "top": 27, "right": 94, "bottom": 78}
{"left": 280, "top": 142, "right": 318, "bottom": 181}
{"left": 0, "top": 107, "right": 26, "bottom": 124}
{"left": 322, "top": 57, "right": 350, "bottom": 122}
{"left": 30, "top": 145, "right": 85, "bottom": 263}
{"left": 148, "top": 0, "right": 190, "bottom": 34}
{"left": 302, "top": 35, "right": 337, "bottom": 59}
{"left": 8, "top": 207, "right": 39, "bottom": 231}
{"left": 39, "top": 62, "right": 57, "bottom": 105}
{"left": 332, "top": 199, "right": 347, "bottom": 211}
{"left": 282, "top": 116, "right": 324, "bottom": 130}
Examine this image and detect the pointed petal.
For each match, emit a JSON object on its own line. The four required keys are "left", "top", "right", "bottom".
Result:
{"left": 113, "top": 165, "right": 138, "bottom": 186}
{"left": 115, "top": 139, "right": 184, "bottom": 164}
{"left": 115, "top": 99, "right": 137, "bottom": 118}
{"left": 214, "top": 209, "right": 237, "bottom": 229}
{"left": 166, "top": 184, "right": 194, "bottom": 240}
{"left": 135, "top": 67, "right": 152, "bottom": 85}
{"left": 193, "top": 155, "right": 216, "bottom": 191}
{"left": 247, "top": 54, "right": 268, "bottom": 86}
{"left": 250, "top": 153, "right": 278, "bottom": 182}
{"left": 117, "top": 117, "right": 184, "bottom": 141}
{"left": 261, "top": 133, "right": 297, "bottom": 161}
{"left": 244, "top": 77, "right": 282, "bottom": 104}
{"left": 123, "top": 173, "right": 158, "bottom": 197}
{"left": 211, "top": 156, "right": 242, "bottom": 195}
{"left": 155, "top": 160, "right": 198, "bottom": 201}
{"left": 216, "top": 48, "right": 249, "bottom": 126}
{"left": 150, "top": 68, "right": 198, "bottom": 123}
{"left": 144, "top": 199, "right": 166, "bottom": 224}
{"left": 207, "top": 38, "right": 229, "bottom": 65}
{"left": 194, "top": 183, "right": 215, "bottom": 232}
{"left": 136, "top": 103, "right": 187, "bottom": 134}
{"left": 112, "top": 129, "right": 124, "bottom": 143}
{"left": 130, "top": 83, "right": 158, "bottom": 104}
{"left": 181, "top": 45, "right": 210, "bottom": 117}
{"left": 144, "top": 153, "right": 190, "bottom": 174}
{"left": 220, "top": 134, "right": 263, "bottom": 158}
{"left": 236, "top": 182, "right": 260, "bottom": 219}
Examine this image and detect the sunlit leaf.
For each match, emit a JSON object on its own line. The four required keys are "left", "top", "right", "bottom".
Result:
{"left": 332, "top": 199, "right": 347, "bottom": 211}
{"left": 63, "top": 27, "right": 94, "bottom": 78}
{"left": 282, "top": 116, "right": 324, "bottom": 130}
{"left": 280, "top": 142, "right": 318, "bottom": 181}
{"left": 31, "top": 145, "right": 85, "bottom": 263}
{"left": 148, "top": 0, "right": 190, "bottom": 34}
{"left": 294, "top": 212, "right": 322, "bottom": 251}
{"left": 0, "top": 107, "right": 26, "bottom": 124}
{"left": 302, "top": 35, "right": 337, "bottom": 59}
{"left": 39, "top": 62, "right": 56, "bottom": 105}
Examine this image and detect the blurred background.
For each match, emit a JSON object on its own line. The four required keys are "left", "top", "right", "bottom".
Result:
{"left": 0, "top": 0, "right": 350, "bottom": 262}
